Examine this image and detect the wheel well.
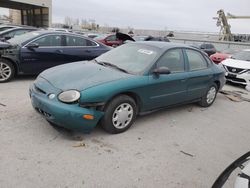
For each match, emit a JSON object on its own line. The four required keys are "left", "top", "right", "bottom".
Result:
{"left": 108, "top": 92, "right": 142, "bottom": 113}
{"left": 214, "top": 80, "right": 220, "bottom": 90}
{"left": 1, "top": 58, "right": 18, "bottom": 76}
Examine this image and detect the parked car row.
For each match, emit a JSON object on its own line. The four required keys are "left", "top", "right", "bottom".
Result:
{"left": 4, "top": 24, "right": 250, "bottom": 134}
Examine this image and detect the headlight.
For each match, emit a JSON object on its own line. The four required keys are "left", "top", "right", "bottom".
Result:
{"left": 58, "top": 90, "right": 80, "bottom": 103}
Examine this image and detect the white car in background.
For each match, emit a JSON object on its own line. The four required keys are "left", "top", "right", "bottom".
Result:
{"left": 222, "top": 49, "right": 250, "bottom": 85}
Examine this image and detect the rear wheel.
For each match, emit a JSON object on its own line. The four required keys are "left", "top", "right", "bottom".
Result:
{"left": 0, "top": 59, "right": 15, "bottom": 83}
{"left": 199, "top": 84, "right": 218, "bottom": 107}
{"left": 101, "top": 95, "right": 137, "bottom": 134}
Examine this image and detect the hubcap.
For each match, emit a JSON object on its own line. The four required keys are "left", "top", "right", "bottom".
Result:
{"left": 112, "top": 103, "right": 134, "bottom": 129}
{"left": 206, "top": 87, "right": 216, "bottom": 104}
{"left": 0, "top": 62, "right": 11, "bottom": 81}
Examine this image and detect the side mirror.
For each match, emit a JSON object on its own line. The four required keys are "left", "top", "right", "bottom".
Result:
{"left": 153, "top": 67, "right": 171, "bottom": 75}
{"left": 26, "top": 43, "right": 39, "bottom": 49}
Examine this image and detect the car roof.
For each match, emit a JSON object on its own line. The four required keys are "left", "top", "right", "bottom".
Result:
{"left": 30, "top": 30, "right": 83, "bottom": 36}
{"left": 135, "top": 41, "right": 192, "bottom": 50}
{"left": 27, "top": 30, "right": 104, "bottom": 45}
{"left": 0, "top": 27, "right": 37, "bottom": 33}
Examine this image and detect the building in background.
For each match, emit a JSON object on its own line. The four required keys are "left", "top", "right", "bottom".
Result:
{"left": 0, "top": 0, "right": 52, "bottom": 27}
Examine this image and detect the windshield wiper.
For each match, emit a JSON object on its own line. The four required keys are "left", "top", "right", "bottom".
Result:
{"left": 94, "top": 60, "right": 129, "bottom": 74}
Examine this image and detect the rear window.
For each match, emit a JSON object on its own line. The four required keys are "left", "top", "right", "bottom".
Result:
{"left": 186, "top": 49, "right": 208, "bottom": 71}
{"left": 66, "top": 35, "right": 97, "bottom": 46}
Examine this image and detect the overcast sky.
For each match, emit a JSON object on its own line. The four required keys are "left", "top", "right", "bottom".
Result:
{"left": 1, "top": 0, "right": 250, "bottom": 33}
{"left": 52, "top": 0, "right": 250, "bottom": 33}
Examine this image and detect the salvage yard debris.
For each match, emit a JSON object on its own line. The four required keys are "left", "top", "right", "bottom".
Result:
{"left": 72, "top": 142, "right": 86, "bottom": 148}
{"left": 180, "top": 151, "right": 195, "bottom": 158}
{"left": 220, "top": 90, "right": 250, "bottom": 102}
{"left": 0, "top": 103, "right": 6, "bottom": 107}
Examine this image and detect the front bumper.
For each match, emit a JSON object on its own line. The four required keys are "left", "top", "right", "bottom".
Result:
{"left": 29, "top": 84, "right": 104, "bottom": 133}
{"left": 225, "top": 72, "right": 250, "bottom": 85}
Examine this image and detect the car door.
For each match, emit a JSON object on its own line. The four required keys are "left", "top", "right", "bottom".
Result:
{"left": 146, "top": 48, "right": 188, "bottom": 109}
{"left": 184, "top": 49, "right": 214, "bottom": 101}
{"left": 62, "top": 35, "right": 100, "bottom": 62}
{"left": 20, "top": 34, "right": 65, "bottom": 74}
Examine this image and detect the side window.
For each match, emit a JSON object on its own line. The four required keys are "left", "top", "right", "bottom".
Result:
{"left": 186, "top": 49, "right": 208, "bottom": 71}
{"left": 86, "top": 39, "right": 98, "bottom": 46}
{"left": 106, "top": 35, "right": 116, "bottom": 41}
{"left": 66, "top": 35, "right": 87, "bottom": 46}
{"left": 157, "top": 49, "right": 185, "bottom": 73}
{"left": 14, "top": 29, "right": 29, "bottom": 36}
{"left": 34, "top": 35, "right": 62, "bottom": 47}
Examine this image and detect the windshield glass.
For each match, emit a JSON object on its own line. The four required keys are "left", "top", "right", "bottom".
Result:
{"left": 8, "top": 31, "right": 40, "bottom": 45}
{"left": 231, "top": 51, "right": 250, "bottom": 61}
{"left": 96, "top": 43, "right": 159, "bottom": 74}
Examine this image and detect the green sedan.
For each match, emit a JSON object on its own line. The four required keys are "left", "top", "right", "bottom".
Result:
{"left": 29, "top": 42, "right": 225, "bottom": 134}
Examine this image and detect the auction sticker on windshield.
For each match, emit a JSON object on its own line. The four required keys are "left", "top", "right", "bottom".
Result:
{"left": 138, "top": 49, "right": 154, "bottom": 55}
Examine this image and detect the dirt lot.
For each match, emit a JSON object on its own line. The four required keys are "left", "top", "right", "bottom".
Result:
{"left": 0, "top": 77, "right": 250, "bottom": 188}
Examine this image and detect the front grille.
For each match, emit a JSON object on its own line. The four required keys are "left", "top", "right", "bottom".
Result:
{"left": 35, "top": 108, "right": 51, "bottom": 117}
{"left": 226, "top": 76, "right": 246, "bottom": 83}
{"left": 225, "top": 66, "right": 246, "bottom": 74}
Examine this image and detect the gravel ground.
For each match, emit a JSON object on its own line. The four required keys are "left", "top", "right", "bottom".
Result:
{"left": 0, "top": 77, "right": 250, "bottom": 188}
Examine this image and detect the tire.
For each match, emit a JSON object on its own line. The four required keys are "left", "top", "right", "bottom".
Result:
{"left": 199, "top": 84, "right": 218, "bottom": 107}
{"left": 0, "top": 59, "right": 15, "bottom": 83}
{"left": 101, "top": 95, "right": 137, "bottom": 134}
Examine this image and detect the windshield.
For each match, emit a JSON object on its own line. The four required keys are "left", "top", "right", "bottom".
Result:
{"left": 231, "top": 51, "right": 250, "bottom": 61}
{"left": 8, "top": 31, "right": 40, "bottom": 45}
{"left": 96, "top": 43, "right": 159, "bottom": 74}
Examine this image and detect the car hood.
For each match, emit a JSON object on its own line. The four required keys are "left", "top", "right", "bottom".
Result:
{"left": 39, "top": 61, "right": 133, "bottom": 91}
{"left": 222, "top": 58, "right": 250, "bottom": 69}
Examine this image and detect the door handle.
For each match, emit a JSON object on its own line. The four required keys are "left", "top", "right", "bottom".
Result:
{"left": 55, "top": 49, "right": 63, "bottom": 54}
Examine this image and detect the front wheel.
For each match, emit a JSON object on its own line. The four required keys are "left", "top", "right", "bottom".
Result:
{"left": 0, "top": 59, "right": 15, "bottom": 83}
{"left": 199, "top": 84, "right": 218, "bottom": 107}
{"left": 101, "top": 95, "right": 137, "bottom": 134}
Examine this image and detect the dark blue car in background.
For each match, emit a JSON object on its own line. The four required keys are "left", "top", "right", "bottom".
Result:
{"left": 0, "top": 31, "right": 110, "bottom": 82}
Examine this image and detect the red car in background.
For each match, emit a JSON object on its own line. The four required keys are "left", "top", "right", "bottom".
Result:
{"left": 95, "top": 33, "right": 135, "bottom": 47}
{"left": 95, "top": 34, "right": 123, "bottom": 47}
{"left": 210, "top": 49, "right": 238, "bottom": 64}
